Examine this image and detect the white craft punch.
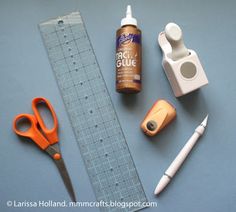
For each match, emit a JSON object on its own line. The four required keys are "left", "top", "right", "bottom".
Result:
{"left": 158, "top": 23, "right": 208, "bottom": 97}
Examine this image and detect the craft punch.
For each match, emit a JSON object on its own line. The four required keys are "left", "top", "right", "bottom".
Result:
{"left": 158, "top": 23, "right": 208, "bottom": 97}
{"left": 141, "top": 99, "right": 176, "bottom": 136}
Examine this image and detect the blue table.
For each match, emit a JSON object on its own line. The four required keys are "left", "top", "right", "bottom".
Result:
{"left": 1, "top": 0, "right": 236, "bottom": 211}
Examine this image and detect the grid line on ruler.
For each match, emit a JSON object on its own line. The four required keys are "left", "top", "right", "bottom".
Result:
{"left": 66, "top": 17, "right": 116, "bottom": 201}
{"left": 39, "top": 11, "right": 147, "bottom": 212}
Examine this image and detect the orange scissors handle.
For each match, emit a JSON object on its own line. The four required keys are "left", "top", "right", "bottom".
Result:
{"left": 32, "top": 97, "right": 59, "bottom": 145}
{"left": 13, "top": 114, "right": 50, "bottom": 150}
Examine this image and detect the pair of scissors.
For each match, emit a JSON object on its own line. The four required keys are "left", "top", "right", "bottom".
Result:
{"left": 13, "top": 97, "right": 76, "bottom": 202}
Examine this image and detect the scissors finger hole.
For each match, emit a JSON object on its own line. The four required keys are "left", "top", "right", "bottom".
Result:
{"left": 15, "top": 117, "right": 32, "bottom": 133}
{"left": 36, "top": 101, "right": 55, "bottom": 130}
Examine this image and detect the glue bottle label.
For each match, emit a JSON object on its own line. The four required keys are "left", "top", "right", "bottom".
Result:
{"left": 116, "top": 26, "right": 142, "bottom": 93}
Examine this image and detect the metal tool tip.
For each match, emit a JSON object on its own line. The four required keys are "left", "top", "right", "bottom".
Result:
{"left": 201, "top": 114, "right": 209, "bottom": 127}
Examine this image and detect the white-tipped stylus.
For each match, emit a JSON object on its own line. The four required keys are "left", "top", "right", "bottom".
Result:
{"left": 154, "top": 115, "right": 208, "bottom": 195}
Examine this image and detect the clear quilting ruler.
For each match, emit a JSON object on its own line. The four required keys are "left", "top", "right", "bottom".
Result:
{"left": 39, "top": 12, "right": 147, "bottom": 211}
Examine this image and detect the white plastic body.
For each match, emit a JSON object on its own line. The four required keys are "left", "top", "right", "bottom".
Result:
{"left": 158, "top": 31, "right": 208, "bottom": 97}
{"left": 154, "top": 115, "right": 208, "bottom": 195}
{"left": 166, "top": 130, "right": 202, "bottom": 177}
{"left": 155, "top": 131, "right": 201, "bottom": 195}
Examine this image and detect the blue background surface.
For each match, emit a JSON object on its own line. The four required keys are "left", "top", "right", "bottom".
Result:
{"left": 0, "top": 0, "right": 236, "bottom": 211}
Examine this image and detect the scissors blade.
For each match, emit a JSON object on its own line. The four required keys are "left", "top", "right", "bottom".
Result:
{"left": 54, "top": 158, "right": 76, "bottom": 202}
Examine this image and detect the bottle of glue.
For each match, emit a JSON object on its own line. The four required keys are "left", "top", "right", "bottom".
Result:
{"left": 116, "top": 5, "right": 142, "bottom": 93}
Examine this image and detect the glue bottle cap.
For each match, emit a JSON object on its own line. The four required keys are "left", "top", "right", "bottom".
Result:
{"left": 121, "top": 5, "right": 137, "bottom": 27}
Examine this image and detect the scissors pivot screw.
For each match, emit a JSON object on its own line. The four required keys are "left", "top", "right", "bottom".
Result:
{"left": 53, "top": 153, "right": 61, "bottom": 160}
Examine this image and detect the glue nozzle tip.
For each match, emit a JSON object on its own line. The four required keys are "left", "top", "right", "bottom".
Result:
{"left": 126, "top": 5, "right": 132, "bottom": 17}
{"left": 121, "top": 5, "right": 137, "bottom": 27}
